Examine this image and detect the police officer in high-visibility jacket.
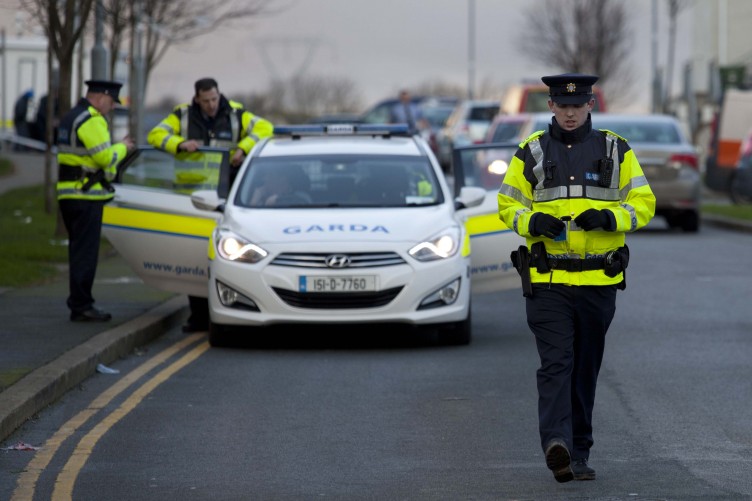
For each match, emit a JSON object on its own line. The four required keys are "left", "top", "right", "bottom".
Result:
{"left": 147, "top": 77, "right": 274, "bottom": 333}
{"left": 57, "top": 80, "right": 135, "bottom": 322}
{"left": 498, "top": 73, "right": 655, "bottom": 483}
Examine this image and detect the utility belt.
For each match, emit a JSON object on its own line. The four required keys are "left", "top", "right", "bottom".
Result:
{"left": 510, "top": 241, "right": 630, "bottom": 297}
{"left": 58, "top": 164, "right": 114, "bottom": 193}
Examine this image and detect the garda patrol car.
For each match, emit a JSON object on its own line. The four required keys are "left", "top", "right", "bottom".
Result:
{"left": 102, "top": 124, "right": 522, "bottom": 346}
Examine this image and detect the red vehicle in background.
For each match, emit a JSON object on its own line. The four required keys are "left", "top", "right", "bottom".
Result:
{"left": 500, "top": 81, "right": 607, "bottom": 115}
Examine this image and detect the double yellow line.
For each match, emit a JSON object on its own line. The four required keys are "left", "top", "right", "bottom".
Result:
{"left": 11, "top": 334, "right": 209, "bottom": 501}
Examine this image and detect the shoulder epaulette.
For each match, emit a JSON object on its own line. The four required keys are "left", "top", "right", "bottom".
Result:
{"left": 599, "top": 128, "right": 628, "bottom": 143}
{"left": 173, "top": 103, "right": 190, "bottom": 113}
{"left": 228, "top": 100, "right": 246, "bottom": 110}
{"left": 519, "top": 129, "right": 545, "bottom": 148}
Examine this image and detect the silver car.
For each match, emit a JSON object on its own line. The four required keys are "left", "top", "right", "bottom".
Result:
{"left": 591, "top": 113, "right": 701, "bottom": 232}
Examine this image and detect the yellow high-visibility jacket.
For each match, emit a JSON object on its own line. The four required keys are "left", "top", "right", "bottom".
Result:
{"left": 147, "top": 95, "right": 273, "bottom": 157}
{"left": 56, "top": 98, "right": 128, "bottom": 201}
{"left": 497, "top": 121, "right": 656, "bottom": 286}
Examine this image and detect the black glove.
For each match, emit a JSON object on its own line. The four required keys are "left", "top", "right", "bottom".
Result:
{"left": 530, "top": 213, "right": 566, "bottom": 239}
{"left": 575, "top": 209, "right": 611, "bottom": 231}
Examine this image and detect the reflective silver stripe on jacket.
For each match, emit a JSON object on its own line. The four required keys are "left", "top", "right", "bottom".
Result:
{"left": 156, "top": 123, "right": 176, "bottom": 150}
{"left": 246, "top": 116, "right": 261, "bottom": 143}
{"left": 529, "top": 139, "right": 546, "bottom": 189}
{"left": 499, "top": 183, "right": 532, "bottom": 209}
{"left": 526, "top": 136, "right": 621, "bottom": 202}
{"left": 512, "top": 208, "right": 530, "bottom": 233}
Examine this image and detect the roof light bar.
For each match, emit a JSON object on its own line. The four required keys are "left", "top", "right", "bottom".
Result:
{"left": 274, "top": 124, "right": 410, "bottom": 137}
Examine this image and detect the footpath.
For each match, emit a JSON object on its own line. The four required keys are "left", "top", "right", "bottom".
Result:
{"left": 0, "top": 150, "right": 187, "bottom": 443}
{"left": 1, "top": 150, "right": 751, "bottom": 444}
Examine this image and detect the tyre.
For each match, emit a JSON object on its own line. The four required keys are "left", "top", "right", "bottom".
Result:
{"left": 679, "top": 210, "right": 700, "bottom": 233}
{"left": 439, "top": 308, "right": 472, "bottom": 346}
{"left": 208, "top": 321, "right": 231, "bottom": 348}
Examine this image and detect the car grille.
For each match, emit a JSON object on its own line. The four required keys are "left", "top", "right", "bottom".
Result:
{"left": 271, "top": 252, "right": 406, "bottom": 268}
{"left": 272, "top": 286, "right": 403, "bottom": 309}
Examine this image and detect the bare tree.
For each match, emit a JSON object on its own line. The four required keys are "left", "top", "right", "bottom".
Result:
{"left": 95, "top": 0, "right": 276, "bottom": 106}
{"left": 516, "top": 0, "right": 635, "bottom": 108}
{"left": 18, "top": 0, "right": 95, "bottom": 114}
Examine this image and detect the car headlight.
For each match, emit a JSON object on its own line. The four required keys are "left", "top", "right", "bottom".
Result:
{"left": 216, "top": 230, "right": 268, "bottom": 263}
{"left": 488, "top": 159, "right": 508, "bottom": 176}
{"left": 408, "top": 226, "right": 460, "bottom": 262}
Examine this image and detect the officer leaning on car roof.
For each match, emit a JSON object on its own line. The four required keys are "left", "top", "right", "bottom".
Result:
{"left": 56, "top": 80, "right": 136, "bottom": 322}
{"left": 147, "top": 77, "right": 274, "bottom": 333}
{"left": 497, "top": 73, "right": 656, "bottom": 483}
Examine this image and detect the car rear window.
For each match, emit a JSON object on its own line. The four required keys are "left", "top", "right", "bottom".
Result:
{"left": 491, "top": 122, "right": 526, "bottom": 142}
{"left": 593, "top": 121, "right": 682, "bottom": 144}
{"left": 469, "top": 106, "right": 499, "bottom": 122}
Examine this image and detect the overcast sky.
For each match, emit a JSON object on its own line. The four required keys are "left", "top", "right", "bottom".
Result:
{"left": 146, "top": 0, "right": 692, "bottom": 113}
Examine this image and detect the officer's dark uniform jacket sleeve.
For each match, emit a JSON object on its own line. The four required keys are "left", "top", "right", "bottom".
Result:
{"left": 56, "top": 98, "right": 128, "bottom": 201}
{"left": 497, "top": 126, "right": 656, "bottom": 286}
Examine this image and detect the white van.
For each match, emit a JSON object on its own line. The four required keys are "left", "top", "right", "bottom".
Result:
{"left": 705, "top": 88, "right": 752, "bottom": 191}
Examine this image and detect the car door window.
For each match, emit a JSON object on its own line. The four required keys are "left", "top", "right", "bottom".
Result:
{"left": 117, "top": 147, "right": 230, "bottom": 196}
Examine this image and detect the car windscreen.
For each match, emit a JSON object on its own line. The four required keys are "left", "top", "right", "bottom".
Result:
{"left": 234, "top": 154, "right": 444, "bottom": 208}
{"left": 592, "top": 120, "right": 682, "bottom": 144}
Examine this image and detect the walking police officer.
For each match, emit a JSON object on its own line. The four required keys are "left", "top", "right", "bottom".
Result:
{"left": 498, "top": 73, "right": 656, "bottom": 482}
{"left": 57, "top": 80, "right": 135, "bottom": 322}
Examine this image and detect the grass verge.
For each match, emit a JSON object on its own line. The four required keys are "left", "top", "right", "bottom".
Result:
{"left": 0, "top": 183, "right": 112, "bottom": 288}
{"left": 701, "top": 203, "right": 752, "bottom": 221}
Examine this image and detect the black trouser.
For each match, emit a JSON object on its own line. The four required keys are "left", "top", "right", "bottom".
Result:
{"left": 187, "top": 295, "right": 210, "bottom": 328}
{"left": 59, "top": 198, "right": 105, "bottom": 314}
{"left": 526, "top": 283, "right": 617, "bottom": 460}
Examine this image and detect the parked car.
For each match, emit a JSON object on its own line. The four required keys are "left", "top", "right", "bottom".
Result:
{"left": 730, "top": 129, "right": 752, "bottom": 204}
{"left": 500, "top": 81, "right": 607, "bottom": 115}
{"left": 473, "top": 112, "right": 551, "bottom": 181}
{"left": 590, "top": 113, "right": 701, "bottom": 232}
{"left": 483, "top": 112, "right": 551, "bottom": 144}
{"left": 435, "top": 99, "right": 500, "bottom": 171}
{"left": 420, "top": 97, "right": 460, "bottom": 158}
{"left": 101, "top": 124, "right": 524, "bottom": 347}
{"left": 359, "top": 95, "right": 458, "bottom": 126}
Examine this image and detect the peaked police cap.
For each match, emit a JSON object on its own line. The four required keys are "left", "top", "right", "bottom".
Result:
{"left": 85, "top": 80, "right": 123, "bottom": 104}
{"left": 541, "top": 73, "right": 598, "bottom": 105}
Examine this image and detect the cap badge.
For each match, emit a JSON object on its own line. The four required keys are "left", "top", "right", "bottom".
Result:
{"left": 566, "top": 83, "right": 576, "bottom": 93}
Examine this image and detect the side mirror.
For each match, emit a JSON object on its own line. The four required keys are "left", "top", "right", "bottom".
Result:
{"left": 455, "top": 186, "right": 487, "bottom": 209}
{"left": 191, "top": 190, "right": 225, "bottom": 212}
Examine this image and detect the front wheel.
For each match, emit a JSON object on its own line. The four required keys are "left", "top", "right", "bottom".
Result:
{"left": 439, "top": 308, "right": 472, "bottom": 346}
{"left": 208, "top": 321, "right": 232, "bottom": 348}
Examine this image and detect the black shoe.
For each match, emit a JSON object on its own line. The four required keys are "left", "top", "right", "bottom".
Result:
{"left": 70, "top": 307, "right": 112, "bottom": 322}
{"left": 572, "top": 458, "right": 596, "bottom": 480}
{"left": 182, "top": 322, "right": 208, "bottom": 333}
{"left": 544, "top": 439, "right": 574, "bottom": 483}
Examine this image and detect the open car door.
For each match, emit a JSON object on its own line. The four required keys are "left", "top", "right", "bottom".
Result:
{"left": 452, "top": 142, "right": 525, "bottom": 294}
{"left": 101, "top": 147, "right": 231, "bottom": 297}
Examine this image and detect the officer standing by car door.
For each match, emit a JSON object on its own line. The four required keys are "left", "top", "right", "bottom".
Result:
{"left": 498, "top": 73, "right": 656, "bottom": 483}
{"left": 57, "top": 80, "right": 135, "bottom": 322}
{"left": 147, "top": 77, "right": 274, "bottom": 333}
